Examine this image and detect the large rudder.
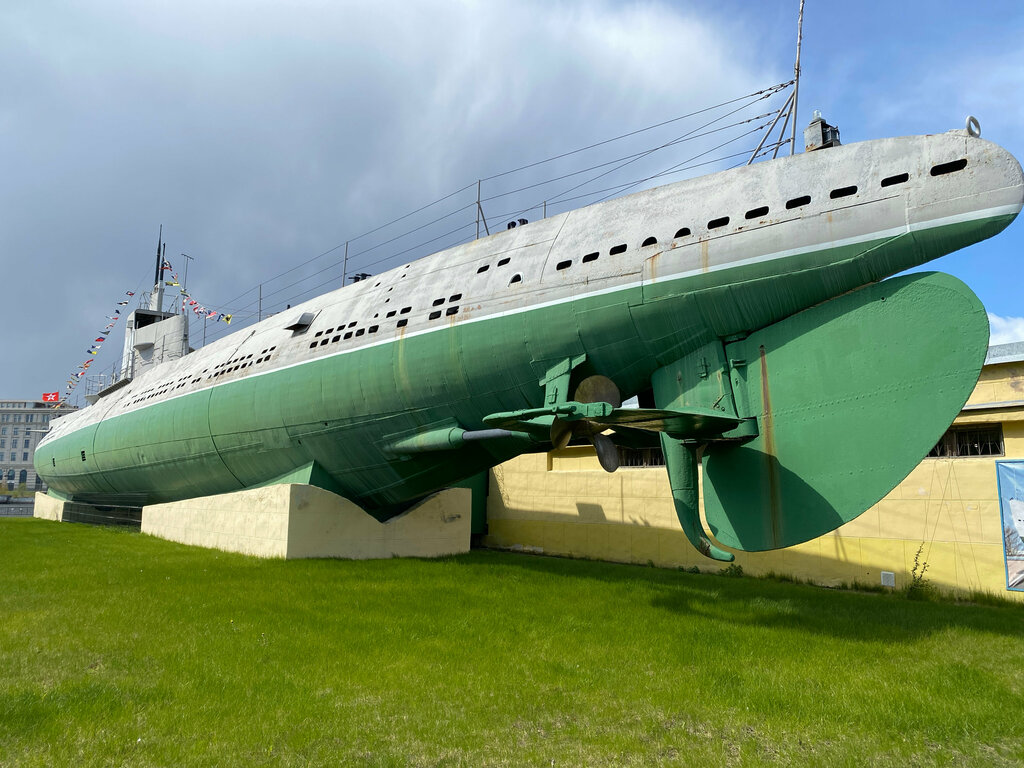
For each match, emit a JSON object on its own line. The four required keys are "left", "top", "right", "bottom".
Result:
{"left": 700, "top": 271, "right": 989, "bottom": 552}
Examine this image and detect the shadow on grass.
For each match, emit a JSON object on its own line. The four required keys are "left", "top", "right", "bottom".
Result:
{"left": 8, "top": 519, "right": 1022, "bottom": 646}
{"left": 466, "top": 549, "right": 1024, "bottom": 643}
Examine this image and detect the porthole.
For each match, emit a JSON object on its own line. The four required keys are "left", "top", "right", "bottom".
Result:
{"left": 881, "top": 172, "right": 909, "bottom": 188}
{"left": 497, "top": 257, "right": 511, "bottom": 267}
{"left": 609, "top": 243, "right": 627, "bottom": 255}
{"left": 556, "top": 260, "right": 572, "bottom": 270}
{"left": 477, "top": 264, "right": 489, "bottom": 274}
{"left": 449, "top": 293, "right": 462, "bottom": 302}
{"left": 509, "top": 273, "right": 523, "bottom": 285}
{"left": 432, "top": 298, "right": 444, "bottom": 306}
{"left": 369, "top": 325, "right": 379, "bottom": 333}
{"left": 429, "top": 310, "right": 442, "bottom": 320}
{"left": 582, "top": 252, "right": 599, "bottom": 263}
{"left": 332, "top": 335, "right": 340, "bottom": 343}
{"left": 400, "top": 306, "right": 411, "bottom": 314}
{"left": 386, "top": 310, "right": 396, "bottom": 318}
{"left": 355, "top": 329, "right": 364, "bottom": 337}
{"left": 396, "top": 318, "right": 408, "bottom": 328}
{"left": 830, "top": 185, "right": 857, "bottom": 199}
{"left": 931, "top": 158, "right": 967, "bottom": 176}
{"left": 745, "top": 206, "right": 769, "bottom": 220}
{"left": 785, "top": 195, "right": 811, "bottom": 209}
{"left": 344, "top": 332, "right": 352, "bottom": 340}
{"left": 641, "top": 236, "right": 657, "bottom": 247}
{"left": 708, "top": 216, "right": 729, "bottom": 229}
{"left": 446, "top": 306, "right": 458, "bottom": 316}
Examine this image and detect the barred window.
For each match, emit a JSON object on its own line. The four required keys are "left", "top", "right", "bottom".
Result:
{"left": 927, "top": 424, "right": 1003, "bottom": 458}
{"left": 617, "top": 446, "right": 666, "bottom": 468}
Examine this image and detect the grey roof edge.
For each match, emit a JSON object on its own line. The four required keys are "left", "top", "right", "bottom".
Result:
{"left": 985, "top": 341, "right": 1024, "bottom": 366}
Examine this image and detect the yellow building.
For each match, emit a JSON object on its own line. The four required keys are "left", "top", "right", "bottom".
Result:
{"left": 484, "top": 342, "right": 1024, "bottom": 597}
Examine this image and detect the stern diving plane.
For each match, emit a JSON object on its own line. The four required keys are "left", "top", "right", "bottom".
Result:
{"left": 36, "top": 118, "right": 1024, "bottom": 559}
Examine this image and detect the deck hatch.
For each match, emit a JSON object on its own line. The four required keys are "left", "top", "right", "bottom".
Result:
{"left": 284, "top": 312, "right": 316, "bottom": 333}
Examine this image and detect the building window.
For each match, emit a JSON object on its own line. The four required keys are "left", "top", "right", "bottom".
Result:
{"left": 617, "top": 446, "right": 666, "bottom": 468}
{"left": 0, "top": 439, "right": 4, "bottom": 449}
{"left": 22, "top": 452, "right": 28, "bottom": 462}
{"left": 23, "top": 439, "right": 29, "bottom": 449}
{"left": 927, "top": 424, "right": 1003, "bottom": 458}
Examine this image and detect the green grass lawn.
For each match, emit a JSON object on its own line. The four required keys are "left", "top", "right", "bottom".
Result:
{"left": 2, "top": 518, "right": 1024, "bottom": 767}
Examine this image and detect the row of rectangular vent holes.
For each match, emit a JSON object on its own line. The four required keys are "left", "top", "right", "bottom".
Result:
{"left": 310, "top": 323, "right": 379, "bottom": 348}
{"left": 126, "top": 346, "right": 280, "bottom": 405}
{"left": 552, "top": 158, "right": 966, "bottom": 272}
{"left": 308, "top": 291, "right": 457, "bottom": 347}
{"left": 302, "top": 158, "right": 968, "bottom": 344}
{"left": 429, "top": 293, "right": 461, "bottom": 321}
{"left": 205, "top": 347, "right": 277, "bottom": 382}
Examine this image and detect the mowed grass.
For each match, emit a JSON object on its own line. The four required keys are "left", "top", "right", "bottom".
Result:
{"left": 2, "top": 520, "right": 1024, "bottom": 767}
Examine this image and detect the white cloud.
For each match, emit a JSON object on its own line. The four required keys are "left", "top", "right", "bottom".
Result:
{"left": 988, "top": 313, "right": 1024, "bottom": 346}
{"left": 0, "top": 0, "right": 780, "bottom": 398}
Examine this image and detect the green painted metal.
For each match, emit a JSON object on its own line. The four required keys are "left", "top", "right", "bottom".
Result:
{"left": 484, "top": 401, "right": 614, "bottom": 430}
{"left": 701, "top": 271, "right": 989, "bottom": 552}
{"left": 658, "top": 438, "right": 733, "bottom": 562}
{"left": 454, "top": 471, "right": 489, "bottom": 536}
{"left": 388, "top": 427, "right": 466, "bottom": 454}
{"left": 34, "top": 214, "right": 1013, "bottom": 545}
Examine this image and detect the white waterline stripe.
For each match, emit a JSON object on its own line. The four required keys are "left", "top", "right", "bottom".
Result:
{"left": 44, "top": 204, "right": 1018, "bottom": 438}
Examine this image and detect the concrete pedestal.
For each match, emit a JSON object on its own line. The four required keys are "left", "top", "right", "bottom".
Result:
{"left": 141, "top": 484, "right": 471, "bottom": 559}
{"left": 35, "top": 485, "right": 472, "bottom": 560}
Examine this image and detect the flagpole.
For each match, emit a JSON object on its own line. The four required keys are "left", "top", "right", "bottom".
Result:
{"left": 153, "top": 225, "right": 163, "bottom": 289}
{"left": 181, "top": 253, "right": 194, "bottom": 297}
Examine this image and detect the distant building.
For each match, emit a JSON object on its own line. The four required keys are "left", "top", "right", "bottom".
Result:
{"left": 0, "top": 401, "right": 77, "bottom": 492}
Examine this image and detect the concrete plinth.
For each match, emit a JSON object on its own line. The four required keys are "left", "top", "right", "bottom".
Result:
{"left": 141, "top": 484, "right": 472, "bottom": 559}
{"left": 34, "top": 492, "right": 66, "bottom": 521}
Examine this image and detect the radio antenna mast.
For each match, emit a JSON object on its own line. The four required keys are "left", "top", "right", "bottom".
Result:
{"left": 789, "top": 0, "right": 805, "bottom": 155}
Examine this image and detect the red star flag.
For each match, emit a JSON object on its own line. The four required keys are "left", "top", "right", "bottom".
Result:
{"left": 42, "top": 392, "right": 59, "bottom": 402}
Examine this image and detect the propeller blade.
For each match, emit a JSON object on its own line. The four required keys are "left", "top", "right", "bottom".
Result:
{"left": 590, "top": 432, "right": 619, "bottom": 473}
{"left": 550, "top": 417, "right": 572, "bottom": 450}
{"left": 574, "top": 375, "right": 622, "bottom": 407}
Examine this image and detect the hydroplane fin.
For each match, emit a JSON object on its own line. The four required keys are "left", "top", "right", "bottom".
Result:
{"left": 482, "top": 404, "right": 740, "bottom": 441}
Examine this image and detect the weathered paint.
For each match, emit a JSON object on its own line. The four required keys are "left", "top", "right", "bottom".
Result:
{"left": 702, "top": 271, "right": 990, "bottom": 551}
{"left": 35, "top": 129, "right": 1024, "bottom": 555}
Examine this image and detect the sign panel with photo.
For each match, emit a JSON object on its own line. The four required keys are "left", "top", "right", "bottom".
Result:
{"left": 997, "top": 461, "right": 1024, "bottom": 591}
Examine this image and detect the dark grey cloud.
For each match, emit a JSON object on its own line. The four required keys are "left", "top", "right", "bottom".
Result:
{"left": 6, "top": 0, "right": 1018, "bottom": 396}
{"left": 1, "top": 0, "right": 774, "bottom": 399}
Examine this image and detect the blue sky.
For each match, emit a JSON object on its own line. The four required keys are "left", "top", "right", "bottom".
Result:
{"left": 2, "top": 0, "right": 1023, "bottom": 400}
